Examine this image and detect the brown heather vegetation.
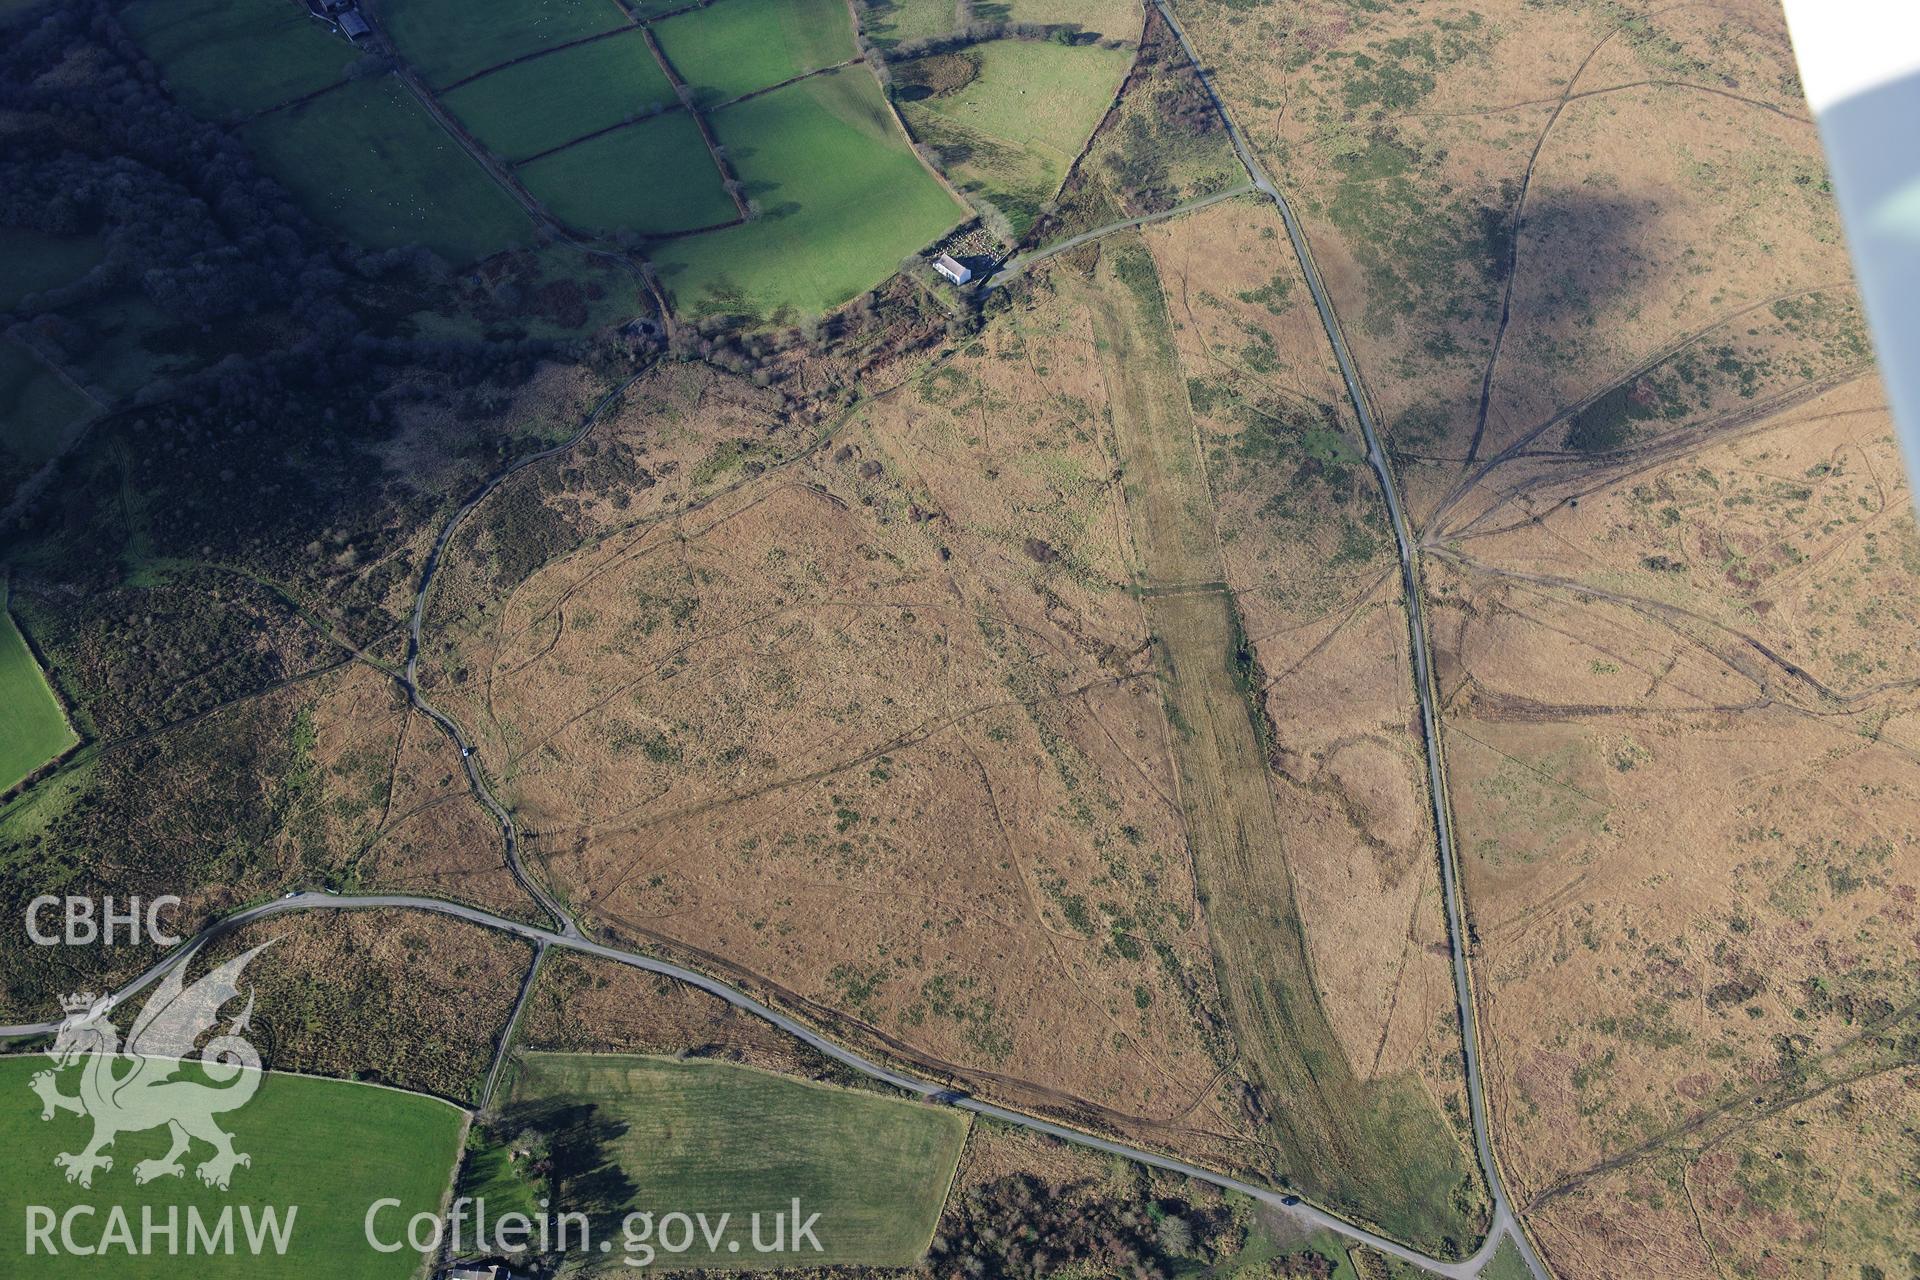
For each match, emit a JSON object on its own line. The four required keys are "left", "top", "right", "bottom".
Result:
{"left": 8, "top": 0, "right": 1912, "bottom": 1271}
{"left": 0, "top": 355, "right": 626, "bottom": 1022}
{"left": 412, "top": 195, "right": 1491, "bottom": 1250}
{"left": 421, "top": 348, "right": 1247, "bottom": 1166}
{"left": 1140, "top": 199, "right": 1477, "bottom": 1152}
{"left": 1168, "top": 0, "right": 1920, "bottom": 1274}
{"left": 517, "top": 948, "right": 877, "bottom": 1089}
{"left": 195, "top": 908, "right": 533, "bottom": 1103}
{"left": 1430, "top": 389, "right": 1920, "bottom": 1279}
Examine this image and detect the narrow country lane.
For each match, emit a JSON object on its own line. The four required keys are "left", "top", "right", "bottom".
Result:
{"left": 1142, "top": 2, "right": 1549, "bottom": 1275}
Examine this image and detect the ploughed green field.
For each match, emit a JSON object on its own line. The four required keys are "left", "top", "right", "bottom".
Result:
{"left": 900, "top": 37, "right": 1132, "bottom": 235}
{"left": 243, "top": 76, "right": 535, "bottom": 263}
{"left": 442, "top": 30, "right": 675, "bottom": 162}
{"left": 0, "top": 590, "right": 76, "bottom": 792}
{"left": 378, "top": 0, "right": 631, "bottom": 88}
{"left": 0, "top": 342, "right": 92, "bottom": 469}
{"left": 500, "top": 1052, "right": 968, "bottom": 1270}
{"left": 652, "top": 0, "right": 855, "bottom": 107}
{"left": 0, "top": 1056, "right": 464, "bottom": 1276}
{"left": 650, "top": 67, "right": 963, "bottom": 319}
{"left": 122, "top": 0, "right": 357, "bottom": 116}
{"left": 518, "top": 112, "right": 737, "bottom": 234}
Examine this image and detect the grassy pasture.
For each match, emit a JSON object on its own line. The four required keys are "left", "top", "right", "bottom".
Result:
{"left": 500, "top": 1052, "right": 968, "bottom": 1270}
{"left": 443, "top": 31, "right": 676, "bottom": 161}
{"left": 0, "top": 230, "right": 105, "bottom": 313}
{"left": 999, "top": 0, "right": 1140, "bottom": 38}
{"left": 899, "top": 37, "right": 1131, "bottom": 234}
{"left": 0, "top": 343, "right": 92, "bottom": 468}
{"left": 517, "top": 112, "right": 736, "bottom": 234}
{"left": 860, "top": 0, "right": 951, "bottom": 48}
{"left": 650, "top": 68, "right": 963, "bottom": 318}
{"left": 0, "top": 1056, "right": 464, "bottom": 1277}
{"left": 652, "top": 0, "right": 856, "bottom": 107}
{"left": 1478, "top": 1237, "right": 1532, "bottom": 1280}
{"left": 122, "top": 0, "right": 357, "bottom": 116}
{"left": 376, "top": 0, "right": 630, "bottom": 87}
{"left": 244, "top": 76, "right": 534, "bottom": 263}
{"left": 0, "top": 589, "right": 77, "bottom": 792}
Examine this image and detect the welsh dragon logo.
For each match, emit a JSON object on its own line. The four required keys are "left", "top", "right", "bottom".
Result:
{"left": 31, "top": 942, "right": 272, "bottom": 1190}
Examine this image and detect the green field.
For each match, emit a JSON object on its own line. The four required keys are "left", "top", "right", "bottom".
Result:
{"left": 123, "top": 0, "right": 358, "bottom": 116}
{"left": 652, "top": 0, "right": 855, "bottom": 107}
{"left": 500, "top": 1052, "right": 968, "bottom": 1270}
{"left": 443, "top": 31, "right": 675, "bottom": 161}
{"left": 377, "top": 0, "right": 631, "bottom": 87}
{"left": 0, "top": 342, "right": 92, "bottom": 468}
{"left": 650, "top": 68, "right": 963, "bottom": 318}
{"left": 244, "top": 76, "right": 535, "bottom": 263}
{"left": 859, "top": 0, "right": 951, "bottom": 48}
{"left": 1002, "top": 0, "right": 1140, "bottom": 37}
{"left": 1478, "top": 1237, "right": 1532, "bottom": 1280}
{"left": 0, "top": 229, "right": 104, "bottom": 312}
{"left": 0, "top": 1056, "right": 463, "bottom": 1276}
{"left": 518, "top": 111, "right": 737, "bottom": 234}
{"left": 899, "top": 37, "right": 1131, "bottom": 233}
{"left": 0, "top": 588, "right": 76, "bottom": 792}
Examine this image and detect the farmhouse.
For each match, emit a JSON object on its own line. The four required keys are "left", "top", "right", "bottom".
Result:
{"left": 337, "top": 8, "right": 371, "bottom": 38}
{"left": 932, "top": 252, "right": 972, "bottom": 286}
{"left": 444, "top": 1265, "right": 511, "bottom": 1280}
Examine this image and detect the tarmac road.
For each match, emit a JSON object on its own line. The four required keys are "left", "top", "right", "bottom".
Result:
{"left": 3, "top": 889, "right": 1513, "bottom": 1278}
{"left": 2, "top": 52, "right": 1548, "bottom": 1269}
{"left": 1143, "top": 2, "right": 1550, "bottom": 1275}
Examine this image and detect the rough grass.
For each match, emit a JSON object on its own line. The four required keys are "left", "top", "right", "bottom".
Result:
{"left": 0, "top": 1055, "right": 463, "bottom": 1277}
{"left": 0, "top": 229, "right": 104, "bottom": 312}
{"left": 648, "top": 67, "right": 963, "bottom": 319}
{"left": 1077, "top": 239, "right": 1485, "bottom": 1256}
{"left": 376, "top": 0, "right": 630, "bottom": 87}
{"left": 517, "top": 111, "right": 736, "bottom": 234}
{"left": 1000, "top": 0, "right": 1140, "bottom": 38}
{"left": 0, "top": 590, "right": 75, "bottom": 792}
{"left": 123, "top": 0, "right": 357, "bottom": 116}
{"left": 442, "top": 30, "right": 676, "bottom": 162}
{"left": 499, "top": 1052, "right": 968, "bottom": 1270}
{"left": 243, "top": 75, "right": 535, "bottom": 263}
{"left": 859, "top": 0, "right": 951, "bottom": 48}
{"left": 0, "top": 341, "right": 91, "bottom": 467}
{"left": 1477, "top": 1236, "right": 1531, "bottom": 1280}
{"left": 899, "top": 37, "right": 1131, "bottom": 235}
{"left": 651, "top": 0, "right": 857, "bottom": 107}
